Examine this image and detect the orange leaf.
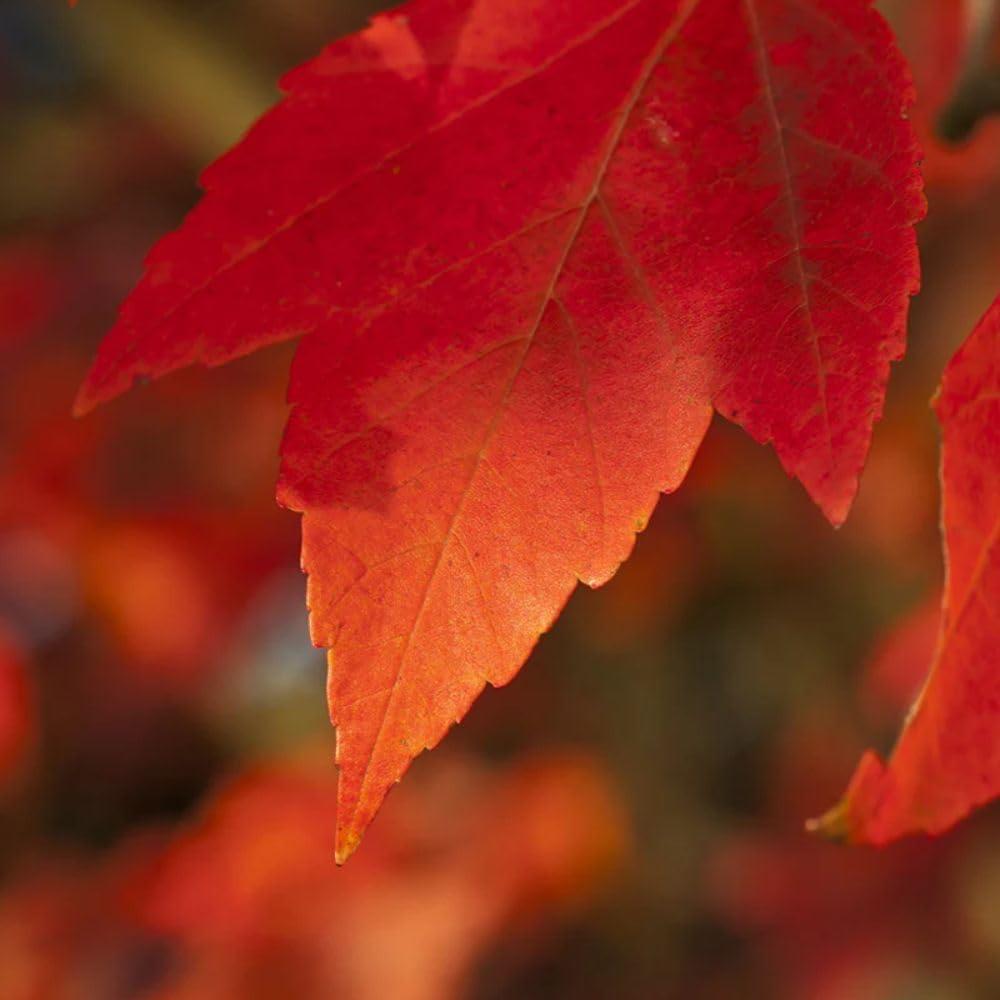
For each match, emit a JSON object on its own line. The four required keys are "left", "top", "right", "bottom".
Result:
{"left": 77, "top": 0, "right": 924, "bottom": 858}
{"left": 816, "top": 293, "right": 1000, "bottom": 843}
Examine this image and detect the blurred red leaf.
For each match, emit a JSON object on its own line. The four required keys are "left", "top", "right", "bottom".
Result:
{"left": 77, "top": 0, "right": 924, "bottom": 858}
{"left": 128, "top": 749, "right": 625, "bottom": 1000}
{"left": 818, "top": 293, "right": 1000, "bottom": 843}
{"left": 889, "top": 0, "right": 1000, "bottom": 195}
{"left": 0, "top": 251, "right": 300, "bottom": 689}
{"left": 0, "top": 836, "right": 167, "bottom": 1000}
{"left": 76, "top": 509, "right": 293, "bottom": 691}
{"left": 711, "top": 823, "right": 960, "bottom": 998}
{"left": 0, "top": 748, "right": 624, "bottom": 999}
{"left": 709, "top": 718, "right": 966, "bottom": 1000}
{"left": 0, "top": 242, "right": 62, "bottom": 351}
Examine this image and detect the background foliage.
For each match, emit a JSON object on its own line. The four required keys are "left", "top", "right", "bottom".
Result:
{"left": 1, "top": 1, "right": 999, "bottom": 996}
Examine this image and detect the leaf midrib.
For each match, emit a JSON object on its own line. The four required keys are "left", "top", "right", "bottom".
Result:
{"left": 743, "top": 0, "right": 835, "bottom": 470}
{"left": 338, "top": 0, "right": 704, "bottom": 845}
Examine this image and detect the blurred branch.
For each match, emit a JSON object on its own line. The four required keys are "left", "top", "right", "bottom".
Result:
{"left": 938, "top": 0, "right": 1000, "bottom": 142}
{"left": 65, "top": 0, "right": 274, "bottom": 164}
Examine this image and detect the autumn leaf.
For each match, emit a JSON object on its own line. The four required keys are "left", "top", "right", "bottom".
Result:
{"left": 815, "top": 294, "right": 1000, "bottom": 844}
{"left": 76, "top": 0, "right": 924, "bottom": 859}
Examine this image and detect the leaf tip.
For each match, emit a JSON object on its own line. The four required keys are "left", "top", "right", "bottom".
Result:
{"left": 73, "top": 362, "right": 113, "bottom": 418}
{"left": 73, "top": 364, "right": 153, "bottom": 418}
{"left": 817, "top": 491, "right": 852, "bottom": 530}
{"left": 798, "top": 464, "right": 857, "bottom": 529}
{"left": 805, "top": 799, "right": 851, "bottom": 842}
{"left": 71, "top": 385, "right": 95, "bottom": 419}
{"left": 334, "top": 826, "right": 362, "bottom": 866}
{"left": 809, "top": 749, "right": 893, "bottom": 844}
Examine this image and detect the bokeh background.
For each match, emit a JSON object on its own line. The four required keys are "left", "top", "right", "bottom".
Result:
{"left": 2, "top": 1, "right": 1000, "bottom": 996}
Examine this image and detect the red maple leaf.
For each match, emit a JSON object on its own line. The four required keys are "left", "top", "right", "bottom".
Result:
{"left": 816, "top": 293, "right": 1000, "bottom": 843}
{"left": 77, "top": 0, "right": 924, "bottom": 859}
